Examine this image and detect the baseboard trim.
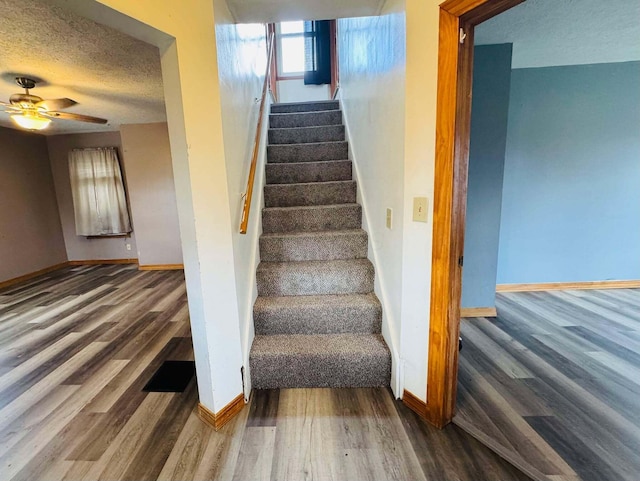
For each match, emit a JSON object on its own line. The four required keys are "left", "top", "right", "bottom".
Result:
{"left": 198, "top": 393, "right": 245, "bottom": 431}
{"left": 460, "top": 307, "right": 497, "bottom": 318}
{"left": 68, "top": 259, "right": 139, "bottom": 266}
{"left": 138, "top": 264, "right": 184, "bottom": 271}
{"left": 403, "top": 389, "right": 427, "bottom": 419}
{"left": 0, "top": 261, "right": 70, "bottom": 290}
{"left": 496, "top": 280, "right": 640, "bottom": 292}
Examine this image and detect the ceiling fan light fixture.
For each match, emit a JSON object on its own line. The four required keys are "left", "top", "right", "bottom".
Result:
{"left": 11, "top": 112, "right": 51, "bottom": 130}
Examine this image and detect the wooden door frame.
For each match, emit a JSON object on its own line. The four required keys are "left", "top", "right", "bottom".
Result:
{"left": 424, "top": 0, "right": 524, "bottom": 428}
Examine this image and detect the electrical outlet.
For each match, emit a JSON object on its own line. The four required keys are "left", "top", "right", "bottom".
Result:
{"left": 126, "top": 243, "right": 131, "bottom": 251}
{"left": 386, "top": 208, "right": 393, "bottom": 229}
{"left": 413, "top": 197, "right": 428, "bottom": 223}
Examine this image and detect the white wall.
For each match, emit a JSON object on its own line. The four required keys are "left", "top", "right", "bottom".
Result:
{"left": 93, "top": 0, "right": 246, "bottom": 414}
{"left": 119, "top": 122, "right": 183, "bottom": 267}
{"left": 340, "top": 0, "right": 440, "bottom": 402}
{"left": 401, "top": 0, "right": 440, "bottom": 402}
{"left": 277, "top": 79, "right": 330, "bottom": 103}
{"left": 338, "top": 2, "right": 406, "bottom": 397}
{"left": 214, "top": 6, "right": 268, "bottom": 396}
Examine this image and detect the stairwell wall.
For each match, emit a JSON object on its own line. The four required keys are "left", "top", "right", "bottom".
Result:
{"left": 337, "top": 0, "right": 406, "bottom": 397}
{"left": 214, "top": 4, "right": 269, "bottom": 397}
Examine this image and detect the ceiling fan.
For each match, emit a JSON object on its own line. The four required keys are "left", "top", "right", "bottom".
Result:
{"left": 0, "top": 77, "right": 107, "bottom": 130}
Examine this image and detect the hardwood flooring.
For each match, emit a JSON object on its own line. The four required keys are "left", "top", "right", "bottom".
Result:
{"left": 456, "top": 289, "right": 640, "bottom": 481}
{"left": 0, "top": 265, "right": 530, "bottom": 481}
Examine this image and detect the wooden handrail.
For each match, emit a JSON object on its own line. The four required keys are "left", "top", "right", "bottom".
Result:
{"left": 240, "top": 32, "right": 275, "bottom": 234}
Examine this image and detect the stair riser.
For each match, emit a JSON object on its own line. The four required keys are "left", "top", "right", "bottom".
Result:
{"left": 271, "top": 101, "right": 339, "bottom": 114}
{"left": 254, "top": 304, "right": 381, "bottom": 335}
{"left": 269, "top": 125, "right": 345, "bottom": 145}
{"left": 264, "top": 182, "right": 356, "bottom": 208}
{"left": 266, "top": 161, "right": 351, "bottom": 185}
{"left": 262, "top": 205, "right": 362, "bottom": 233}
{"left": 270, "top": 110, "right": 342, "bottom": 129}
{"left": 250, "top": 351, "right": 391, "bottom": 388}
{"left": 267, "top": 142, "right": 348, "bottom": 163}
{"left": 260, "top": 232, "right": 368, "bottom": 262}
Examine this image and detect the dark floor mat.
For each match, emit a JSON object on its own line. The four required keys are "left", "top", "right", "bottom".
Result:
{"left": 143, "top": 360, "right": 195, "bottom": 392}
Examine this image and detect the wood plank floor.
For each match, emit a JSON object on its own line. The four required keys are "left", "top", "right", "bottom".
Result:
{"left": 0, "top": 265, "right": 530, "bottom": 481}
{"left": 456, "top": 289, "right": 640, "bottom": 481}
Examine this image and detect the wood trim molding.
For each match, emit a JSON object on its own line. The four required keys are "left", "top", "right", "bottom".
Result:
{"left": 138, "top": 264, "right": 184, "bottom": 271}
{"left": 267, "top": 23, "right": 278, "bottom": 101}
{"left": 198, "top": 394, "right": 245, "bottom": 431}
{"left": 425, "top": 6, "right": 467, "bottom": 430}
{"left": 426, "top": 0, "right": 524, "bottom": 429}
{"left": 0, "top": 258, "right": 143, "bottom": 291}
{"left": 0, "top": 262, "right": 69, "bottom": 290}
{"left": 460, "top": 307, "right": 497, "bottom": 318}
{"left": 68, "top": 259, "right": 138, "bottom": 266}
{"left": 403, "top": 390, "right": 427, "bottom": 419}
{"left": 330, "top": 19, "right": 339, "bottom": 100}
{"left": 497, "top": 280, "right": 640, "bottom": 292}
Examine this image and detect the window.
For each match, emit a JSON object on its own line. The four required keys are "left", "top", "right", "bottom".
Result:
{"left": 275, "top": 20, "right": 332, "bottom": 85}
{"left": 68, "top": 147, "right": 132, "bottom": 236}
{"left": 276, "top": 21, "right": 306, "bottom": 77}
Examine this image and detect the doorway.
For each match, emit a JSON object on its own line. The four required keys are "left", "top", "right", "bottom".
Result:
{"left": 425, "top": 0, "right": 525, "bottom": 429}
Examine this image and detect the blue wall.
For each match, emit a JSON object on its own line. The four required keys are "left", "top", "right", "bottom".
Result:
{"left": 497, "top": 61, "right": 640, "bottom": 283}
{"left": 461, "top": 44, "right": 512, "bottom": 308}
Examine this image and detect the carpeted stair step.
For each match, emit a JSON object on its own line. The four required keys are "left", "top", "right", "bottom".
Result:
{"left": 271, "top": 100, "right": 339, "bottom": 114}
{"left": 260, "top": 229, "right": 368, "bottom": 262}
{"left": 256, "top": 259, "right": 374, "bottom": 297}
{"left": 264, "top": 180, "right": 356, "bottom": 208}
{"left": 267, "top": 141, "right": 348, "bottom": 163}
{"left": 266, "top": 160, "right": 352, "bottom": 185}
{"left": 253, "top": 293, "right": 382, "bottom": 335}
{"left": 250, "top": 333, "right": 391, "bottom": 388}
{"left": 270, "top": 110, "right": 342, "bottom": 129}
{"left": 262, "top": 204, "right": 362, "bottom": 233}
{"left": 268, "top": 125, "right": 345, "bottom": 145}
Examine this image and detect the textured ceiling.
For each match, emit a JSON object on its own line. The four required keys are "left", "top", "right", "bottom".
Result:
{"left": 475, "top": 0, "right": 640, "bottom": 68}
{"left": 0, "top": 0, "right": 165, "bottom": 135}
{"left": 227, "top": 0, "right": 384, "bottom": 23}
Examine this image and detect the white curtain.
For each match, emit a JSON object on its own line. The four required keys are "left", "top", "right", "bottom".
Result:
{"left": 69, "top": 147, "right": 132, "bottom": 236}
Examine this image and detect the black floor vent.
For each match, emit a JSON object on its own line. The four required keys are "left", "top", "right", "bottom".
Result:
{"left": 143, "top": 360, "right": 195, "bottom": 392}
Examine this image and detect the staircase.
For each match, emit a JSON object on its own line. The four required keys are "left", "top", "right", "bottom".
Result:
{"left": 249, "top": 100, "right": 391, "bottom": 389}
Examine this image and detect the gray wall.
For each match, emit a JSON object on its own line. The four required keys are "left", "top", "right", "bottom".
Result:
{"left": 0, "top": 127, "right": 67, "bottom": 283}
{"left": 461, "top": 44, "right": 512, "bottom": 308}
{"left": 497, "top": 61, "right": 640, "bottom": 283}
{"left": 120, "top": 123, "right": 183, "bottom": 266}
{"left": 47, "top": 131, "right": 138, "bottom": 261}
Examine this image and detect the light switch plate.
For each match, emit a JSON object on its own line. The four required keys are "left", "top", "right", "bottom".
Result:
{"left": 386, "top": 208, "right": 393, "bottom": 229}
{"left": 413, "top": 197, "right": 428, "bottom": 223}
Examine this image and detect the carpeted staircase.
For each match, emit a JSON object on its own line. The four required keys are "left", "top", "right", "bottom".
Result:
{"left": 249, "top": 100, "right": 391, "bottom": 389}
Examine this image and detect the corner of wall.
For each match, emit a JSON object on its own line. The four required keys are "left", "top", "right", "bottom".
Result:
{"left": 239, "top": 94, "right": 272, "bottom": 400}
{"left": 337, "top": 93, "right": 403, "bottom": 398}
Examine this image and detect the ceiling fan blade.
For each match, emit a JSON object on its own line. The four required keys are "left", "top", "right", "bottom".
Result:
{"left": 43, "top": 111, "right": 108, "bottom": 124}
{"left": 35, "top": 98, "right": 77, "bottom": 111}
{"left": 0, "top": 100, "right": 18, "bottom": 107}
